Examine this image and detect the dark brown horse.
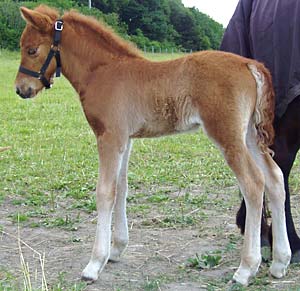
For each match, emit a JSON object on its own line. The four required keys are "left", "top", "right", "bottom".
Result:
{"left": 15, "top": 5, "right": 291, "bottom": 286}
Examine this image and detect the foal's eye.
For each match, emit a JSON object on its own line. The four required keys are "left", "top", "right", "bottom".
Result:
{"left": 27, "top": 48, "right": 38, "bottom": 55}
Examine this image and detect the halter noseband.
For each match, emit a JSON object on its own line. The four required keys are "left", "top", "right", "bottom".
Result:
{"left": 19, "top": 20, "right": 64, "bottom": 89}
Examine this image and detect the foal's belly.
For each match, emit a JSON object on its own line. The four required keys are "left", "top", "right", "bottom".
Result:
{"left": 130, "top": 114, "right": 202, "bottom": 138}
{"left": 130, "top": 94, "right": 202, "bottom": 138}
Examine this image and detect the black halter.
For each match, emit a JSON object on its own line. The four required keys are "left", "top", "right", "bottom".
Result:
{"left": 19, "top": 20, "right": 64, "bottom": 89}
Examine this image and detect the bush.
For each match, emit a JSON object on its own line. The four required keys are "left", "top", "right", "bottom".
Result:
{"left": 0, "top": 1, "right": 25, "bottom": 50}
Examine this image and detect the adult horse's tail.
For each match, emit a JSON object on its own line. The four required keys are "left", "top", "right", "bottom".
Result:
{"left": 248, "top": 63, "right": 275, "bottom": 155}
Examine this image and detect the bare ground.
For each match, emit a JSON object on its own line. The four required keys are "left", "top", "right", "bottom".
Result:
{"left": 1, "top": 185, "right": 300, "bottom": 291}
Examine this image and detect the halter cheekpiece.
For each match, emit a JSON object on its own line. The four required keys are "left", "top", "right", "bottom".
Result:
{"left": 19, "top": 19, "right": 64, "bottom": 89}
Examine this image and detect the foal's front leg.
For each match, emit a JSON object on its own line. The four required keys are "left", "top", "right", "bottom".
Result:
{"left": 81, "top": 134, "right": 126, "bottom": 282}
{"left": 110, "top": 140, "right": 132, "bottom": 261}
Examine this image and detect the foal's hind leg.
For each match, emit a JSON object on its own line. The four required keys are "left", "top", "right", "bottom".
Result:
{"left": 264, "top": 154, "right": 291, "bottom": 277}
{"left": 109, "top": 140, "right": 132, "bottom": 261}
{"left": 236, "top": 196, "right": 270, "bottom": 247}
{"left": 247, "top": 129, "right": 291, "bottom": 278}
{"left": 222, "top": 143, "right": 264, "bottom": 285}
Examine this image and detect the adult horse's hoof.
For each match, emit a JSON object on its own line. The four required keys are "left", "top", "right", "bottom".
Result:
{"left": 291, "top": 250, "right": 300, "bottom": 263}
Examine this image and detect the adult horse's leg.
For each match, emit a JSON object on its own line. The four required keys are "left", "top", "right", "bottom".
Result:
{"left": 109, "top": 140, "right": 132, "bottom": 261}
{"left": 271, "top": 96, "right": 300, "bottom": 262}
{"left": 82, "top": 133, "right": 128, "bottom": 281}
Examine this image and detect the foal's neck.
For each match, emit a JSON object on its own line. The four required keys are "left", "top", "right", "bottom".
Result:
{"left": 59, "top": 15, "right": 142, "bottom": 95}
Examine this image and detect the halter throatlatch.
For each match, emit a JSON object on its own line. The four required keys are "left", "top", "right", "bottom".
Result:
{"left": 19, "top": 20, "right": 64, "bottom": 89}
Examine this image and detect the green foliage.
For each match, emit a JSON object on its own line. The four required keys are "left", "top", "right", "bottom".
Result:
{"left": 130, "top": 28, "right": 175, "bottom": 52}
{"left": 9, "top": 213, "right": 29, "bottom": 223}
{"left": 169, "top": 0, "right": 223, "bottom": 51}
{"left": 0, "top": 0, "right": 224, "bottom": 51}
{"left": 0, "top": 1, "right": 25, "bottom": 50}
{"left": 92, "top": 0, "right": 224, "bottom": 50}
{"left": 0, "top": 0, "right": 128, "bottom": 50}
{"left": 187, "top": 251, "right": 222, "bottom": 270}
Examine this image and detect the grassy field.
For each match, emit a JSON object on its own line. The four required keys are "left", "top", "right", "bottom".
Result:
{"left": 0, "top": 50, "right": 300, "bottom": 291}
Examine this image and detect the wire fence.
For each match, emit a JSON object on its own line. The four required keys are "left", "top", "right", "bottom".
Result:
{"left": 143, "top": 46, "right": 193, "bottom": 54}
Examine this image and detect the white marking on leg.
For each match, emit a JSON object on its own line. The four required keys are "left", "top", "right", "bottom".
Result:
{"left": 246, "top": 127, "right": 291, "bottom": 279}
{"left": 233, "top": 195, "right": 262, "bottom": 286}
{"left": 110, "top": 140, "right": 132, "bottom": 261}
{"left": 221, "top": 141, "right": 263, "bottom": 286}
{"left": 82, "top": 136, "right": 125, "bottom": 281}
{"left": 82, "top": 200, "right": 113, "bottom": 281}
{"left": 266, "top": 166, "right": 291, "bottom": 278}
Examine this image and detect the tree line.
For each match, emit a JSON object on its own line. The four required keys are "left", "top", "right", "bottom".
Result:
{"left": 0, "top": 0, "right": 224, "bottom": 52}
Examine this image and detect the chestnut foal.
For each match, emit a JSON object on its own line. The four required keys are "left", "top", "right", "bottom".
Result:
{"left": 15, "top": 5, "right": 291, "bottom": 286}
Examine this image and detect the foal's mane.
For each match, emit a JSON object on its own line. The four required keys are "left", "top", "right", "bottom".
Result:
{"left": 35, "top": 5, "right": 59, "bottom": 21}
{"left": 34, "top": 5, "right": 142, "bottom": 59}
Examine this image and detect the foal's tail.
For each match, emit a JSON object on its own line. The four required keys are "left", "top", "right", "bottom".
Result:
{"left": 247, "top": 62, "right": 275, "bottom": 155}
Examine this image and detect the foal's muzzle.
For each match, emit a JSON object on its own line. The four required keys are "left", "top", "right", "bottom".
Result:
{"left": 16, "top": 86, "right": 34, "bottom": 99}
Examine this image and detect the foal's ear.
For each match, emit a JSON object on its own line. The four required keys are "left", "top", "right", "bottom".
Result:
{"left": 20, "top": 7, "right": 52, "bottom": 32}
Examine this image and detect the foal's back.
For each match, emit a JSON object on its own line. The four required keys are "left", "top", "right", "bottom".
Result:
{"left": 107, "top": 51, "right": 260, "bottom": 141}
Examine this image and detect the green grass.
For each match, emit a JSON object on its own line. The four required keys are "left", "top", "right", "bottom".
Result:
{"left": 1, "top": 50, "right": 300, "bottom": 291}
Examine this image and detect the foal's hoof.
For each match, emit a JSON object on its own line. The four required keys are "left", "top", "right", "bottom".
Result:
{"left": 108, "top": 255, "right": 121, "bottom": 263}
{"left": 109, "top": 248, "right": 123, "bottom": 262}
{"left": 269, "top": 262, "right": 287, "bottom": 279}
{"left": 232, "top": 270, "right": 250, "bottom": 286}
{"left": 291, "top": 250, "right": 300, "bottom": 264}
{"left": 109, "top": 243, "right": 127, "bottom": 262}
{"left": 81, "top": 263, "right": 99, "bottom": 283}
{"left": 81, "top": 275, "right": 96, "bottom": 284}
{"left": 227, "top": 280, "right": 244, "bottom": 291}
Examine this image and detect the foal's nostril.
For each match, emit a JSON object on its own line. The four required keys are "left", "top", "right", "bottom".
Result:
{"left": 15, "top": 86, "right": 32, "bottom": 99}
{"left": 16, "top": 87, "right": 21, "bottom": 96}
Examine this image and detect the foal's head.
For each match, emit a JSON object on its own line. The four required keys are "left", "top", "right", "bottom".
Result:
{"left": 15, "top": 6, "right": 59, "bottom": 98}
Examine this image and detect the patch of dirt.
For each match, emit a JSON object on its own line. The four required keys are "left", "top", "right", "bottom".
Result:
{"left": 1, "top": 186, "right": 300, "bottom": 291}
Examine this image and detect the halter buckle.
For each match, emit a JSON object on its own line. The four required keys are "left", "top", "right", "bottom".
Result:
{"left": 55, "top": 20, "right": 64, "bottom": 31}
